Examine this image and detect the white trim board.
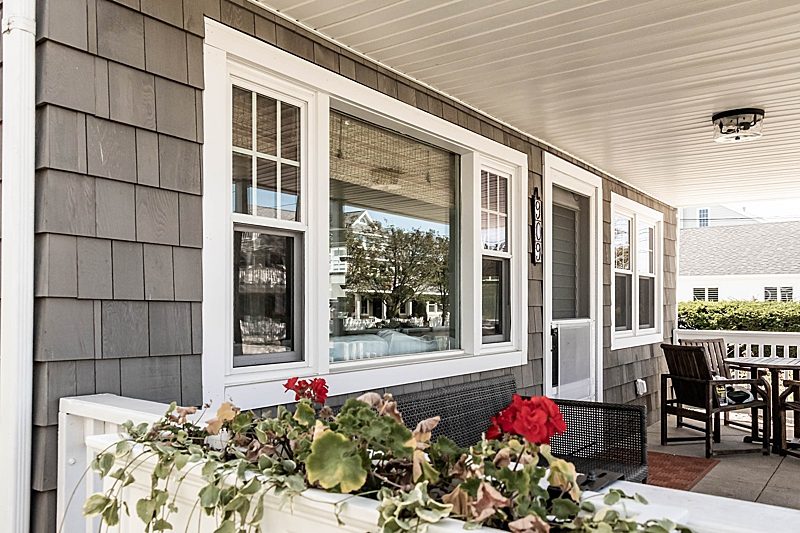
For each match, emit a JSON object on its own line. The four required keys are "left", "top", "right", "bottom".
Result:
{"left": 542, "top": 153, "right": 604, "bottom": 401}
{"left": 202, "top": 19, "right": 528, "bottom": 410}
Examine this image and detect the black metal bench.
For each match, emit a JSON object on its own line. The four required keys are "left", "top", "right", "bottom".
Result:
{"left": 395, "top": 375, "right": 648, "bottom": 483}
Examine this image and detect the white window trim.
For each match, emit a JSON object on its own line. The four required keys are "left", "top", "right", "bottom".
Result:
{"left": 203, "top": 19, "right": 528, "bottom": 409}
{"left": 610, "top": 193, "right": 664, "bottom": 350}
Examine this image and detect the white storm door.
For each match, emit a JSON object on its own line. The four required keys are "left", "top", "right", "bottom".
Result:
{"left": 544, "top": 154, "right": 603, "bottom": 401}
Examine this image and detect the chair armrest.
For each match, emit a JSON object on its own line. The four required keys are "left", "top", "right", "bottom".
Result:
{"left": 780, "top": 379, "right": 800, "bottom": 403}
{"left": 662, "top": 374, "right": 710, "bottom": 384}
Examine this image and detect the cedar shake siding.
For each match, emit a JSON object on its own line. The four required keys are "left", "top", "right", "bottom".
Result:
{"left": 30, "top": 1, "right": 675, "bottom": 531}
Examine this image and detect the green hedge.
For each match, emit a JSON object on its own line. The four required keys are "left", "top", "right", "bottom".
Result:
{"left": 678, "top": 300, "right": 800, "bottom": 332}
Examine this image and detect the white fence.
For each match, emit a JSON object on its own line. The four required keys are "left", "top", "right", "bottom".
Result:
{"left": 57, "top": 394, "right": 169, "bottom": 533}
{"left": 673, "top": 329, "right": 800, "bottom": 359}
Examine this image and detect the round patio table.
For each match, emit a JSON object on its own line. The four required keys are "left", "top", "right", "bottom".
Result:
{"left": 725, "top": 356, "right": 800, "bottom": 453}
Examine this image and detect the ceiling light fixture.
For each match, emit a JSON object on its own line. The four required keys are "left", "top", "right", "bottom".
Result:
{"left": 711, "top": 108, "right": 765, "bottom": 143}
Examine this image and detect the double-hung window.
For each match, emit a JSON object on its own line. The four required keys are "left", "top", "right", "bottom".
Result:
{"left": 611, "top": 194, "right": 664, "bottom": 349}
{"left": 203, "top": 20, "right": 528, "bottom": 408}
{"left": 480, "top": 168, "right": 512, "bottom": 344}
{"left": 230, "top": 85, "right": 305, "bottom": 367}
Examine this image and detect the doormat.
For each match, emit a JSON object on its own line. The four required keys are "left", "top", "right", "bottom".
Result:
{"left": 647, "top": 452, "right": 719, "bottom": 491}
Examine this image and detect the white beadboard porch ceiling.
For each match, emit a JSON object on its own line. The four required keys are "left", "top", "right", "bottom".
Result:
{"left": 254, "top": 0, "right": 800, "bottom": 207}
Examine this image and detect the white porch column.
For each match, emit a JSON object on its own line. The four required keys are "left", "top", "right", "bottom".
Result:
{"left": 0, "top": 0, "right": 36, "bottom": 531}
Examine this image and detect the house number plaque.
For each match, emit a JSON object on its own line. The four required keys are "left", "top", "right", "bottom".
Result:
{"left": 532, "top": 187, "right": 543, "bottom": 265}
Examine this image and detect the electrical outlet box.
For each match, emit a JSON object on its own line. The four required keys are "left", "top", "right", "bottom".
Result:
{"left": 635, "top": 379, "right": 647, "bottom": 397}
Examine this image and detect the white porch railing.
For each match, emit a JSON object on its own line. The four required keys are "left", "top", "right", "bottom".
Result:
{"left": 673, "top": 329, "right": 800, "bottom": 359}
{"left": 57, "top": 394, "right": 169, "bottom": 533}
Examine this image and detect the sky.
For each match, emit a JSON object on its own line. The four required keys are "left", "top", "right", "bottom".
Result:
{"left": 726, "top": 199, "right": 800, "bottom": 223}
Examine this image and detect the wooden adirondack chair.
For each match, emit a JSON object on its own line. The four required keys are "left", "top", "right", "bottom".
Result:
{"left": 660, "top": 344, "right": 770, "bottom": 458}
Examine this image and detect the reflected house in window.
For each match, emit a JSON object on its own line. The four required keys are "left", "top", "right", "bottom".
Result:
{"left": 328, "top": 111, "right": 460, "bottom": 362}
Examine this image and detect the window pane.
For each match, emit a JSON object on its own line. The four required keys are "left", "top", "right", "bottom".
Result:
{"left": 232, "top": 86, "right": 252, "bottom": 150}
{"left": 480, "top": 170, "right": 509, "bottom": 252}
{"left": 281, "top": 103, "right": 300, "bottom": 161}
{"left": 639, "top": 276, "right": 655, "bottom": 329}
{"left": 613, "top": 216, "right": 631, "bottom": 270}
{"left": 254, "top": 158, "right": 277, "bottom": 217}
{"left": 233, "top": 231, "right": 298, "bottom": 365}
{"left": 481, "top": 170, "right": 489, "bottom": 209}
{"left": 497, "top": 175, "right": 508, "bottom": 214}
{"left": 765, "top": 287, "right": 777, "bottom": 301}
{"left": 256, "top": 94, "right": 277, "bottom": 155}
{"left": 482, "top": 258, "right": 509, "bottom": 343}
{"left": 637, "top": 224, "right": 654, "bottom": 274}
{"left": 615, "top": 273, "right": 632, "bottom": 331}
{"left": 328, "top": 111, "right": 459, "bottom": 362}
{"left": 232, "top": 153, "right": 252, "bottom": 214}
{"left": 281, "top": 165, "right": 300, "bottom": 221}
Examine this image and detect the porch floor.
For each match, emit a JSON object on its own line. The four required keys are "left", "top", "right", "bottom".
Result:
{"left": 648, "top": 416, "right": 800, "bottom": 510}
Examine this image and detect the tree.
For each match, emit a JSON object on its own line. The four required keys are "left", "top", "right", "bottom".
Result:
{"left": 345, "top": 221, "right": 441, "bottom": 319}
{"left": 429, "top": 235, "right": 451, "bottom": 319}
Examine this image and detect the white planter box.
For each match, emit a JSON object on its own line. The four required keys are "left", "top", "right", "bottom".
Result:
{"left": 87, "top": 434, "right": 502, "bottom": 533}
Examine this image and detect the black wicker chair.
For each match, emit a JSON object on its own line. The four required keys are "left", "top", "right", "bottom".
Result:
{"left": 550, "top": 399, "right": 648, "bottom": 483}
{"left": 394, "top": 375, "right": 648, "bottom": 483}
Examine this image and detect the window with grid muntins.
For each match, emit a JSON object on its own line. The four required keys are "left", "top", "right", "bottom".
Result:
{"left": 708, "top": 287, "right": 719, "bottom": 301}
{"left": 693, "top": 288, "right": 706, "bottom": 301}
{"left": 764, "top": 286, "right": 778, "bottom": 301}
{"left": 698, "top": 208, "right": 709, "bottom": 227}
{"left": 781, "top": 287, "right": 793, "bottom": 302}
{"left": 232, "top": 86, "right": 301, "bottom": 221}
{"left": 231, "top": 85, "right": 304, "bottom": 366}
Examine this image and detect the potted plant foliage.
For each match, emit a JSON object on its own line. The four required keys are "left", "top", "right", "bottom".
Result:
{"left": 82, "top": 378, "right": 691, "bottom": 533}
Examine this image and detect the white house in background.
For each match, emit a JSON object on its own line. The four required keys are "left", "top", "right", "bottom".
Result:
{"left": 679, "top": 204, "right": 762, "bottom": 228}
{"left": 678, "top": 221, "right": 800, "bottom": 302}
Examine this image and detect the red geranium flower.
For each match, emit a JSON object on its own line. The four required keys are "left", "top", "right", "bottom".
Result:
{"left": 485, "top": 395, "right": 566, "bottom": 444}
{"left": 283, "top": 376, "right": 328, "bottom": 405}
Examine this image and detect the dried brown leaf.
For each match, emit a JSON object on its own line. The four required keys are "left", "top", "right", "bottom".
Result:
{"left": 509, "top": 514, "right": 551, "bottom": 533}
{"left": 471, "top": 482, "right": 511, "bottom": 522}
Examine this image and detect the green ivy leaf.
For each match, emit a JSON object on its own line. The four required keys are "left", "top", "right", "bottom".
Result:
{"left": 604, "top": 490, "right": 621, "bottom": 506}
{"left": 136, "top": 498, "right": 156, "bottom": 523}
{"left": 305, "top": 430, "right": 367, "bottom": 493}
{"left": 153, "top": 518, "right": 173, "bottom": 531}
{"left": 240, "top": 477, "right": 262, "bottom": 495}
{"left": 101, "top": 499, "right": 120, "bottom": 526}
{"left": 82, "top": 493, "right": 111, "bottom": 516}
{"left": 199, "top": 484, "right": 221, "bottom": 509}
{"left": 581, "top": 500, "right": 596, "bottom": 513}
{"left": 213, "top": 520, "right": 236, "bottom": 533}
{"left": 115, "top": 440, "right": 132, "bottom": 458}
{"left": 293, "top": 400, "right": 316, "bottom": 427}
{"left": 634, "top": 493, "right": 649, "bottom": 505}
{"left": 551, "top": 498, "right": 580, "bottom": 520}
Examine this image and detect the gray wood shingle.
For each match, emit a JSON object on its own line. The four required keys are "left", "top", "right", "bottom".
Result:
{"left": 154, "top": 76, "right": 198, "bottom": 140}
{"left": 144, "top": 17, "right": 188, "bottom": 82}
{"left": 158, "top": 135, "right": 200, "bottom": 193}
{"left": 96, "top": 0, "right": 145, "bottom": 69}
{"left": 112, "top": 241, "right": 145, "bottom": 299}
{"left": 34, "top": 234, "right": 78, "bottom": 298}
{"left": 101, "top": 301, "right": 149, "bottom": 357}
{"left": 77, "top": 237, "right": 113, "bottom": 299}
{"left": 108, "top": 62, "right": 156, "bottom": 129}
{"left": 36, "top": 106, "right": 87, "bottom": 174}
{"left": 95, "top": 178, "right": 136, "bottom": 240}
{"left": 149, "top": 302, "right": 192, "bottom": 355}
{"left": 172, "top": 247, "right": 202, "bottom": 301}
{"left": 34, "top": 299, "right": 95, "bottom": 361}
{"left": 135, "top": 185, "right": 179, "bottom": 244}
{"left": 120, "top": 355, "right": 182, "bottom": 403}
{"left": 87, "top": 116, "right": 137, "bottom": 182}
{"left": 143, "top": 243, "right": 175, "bottom": 299}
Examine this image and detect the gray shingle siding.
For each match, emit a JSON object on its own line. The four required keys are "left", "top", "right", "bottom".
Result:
{"left": 30, "top": 1, "right": 675, "bottom": 531}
